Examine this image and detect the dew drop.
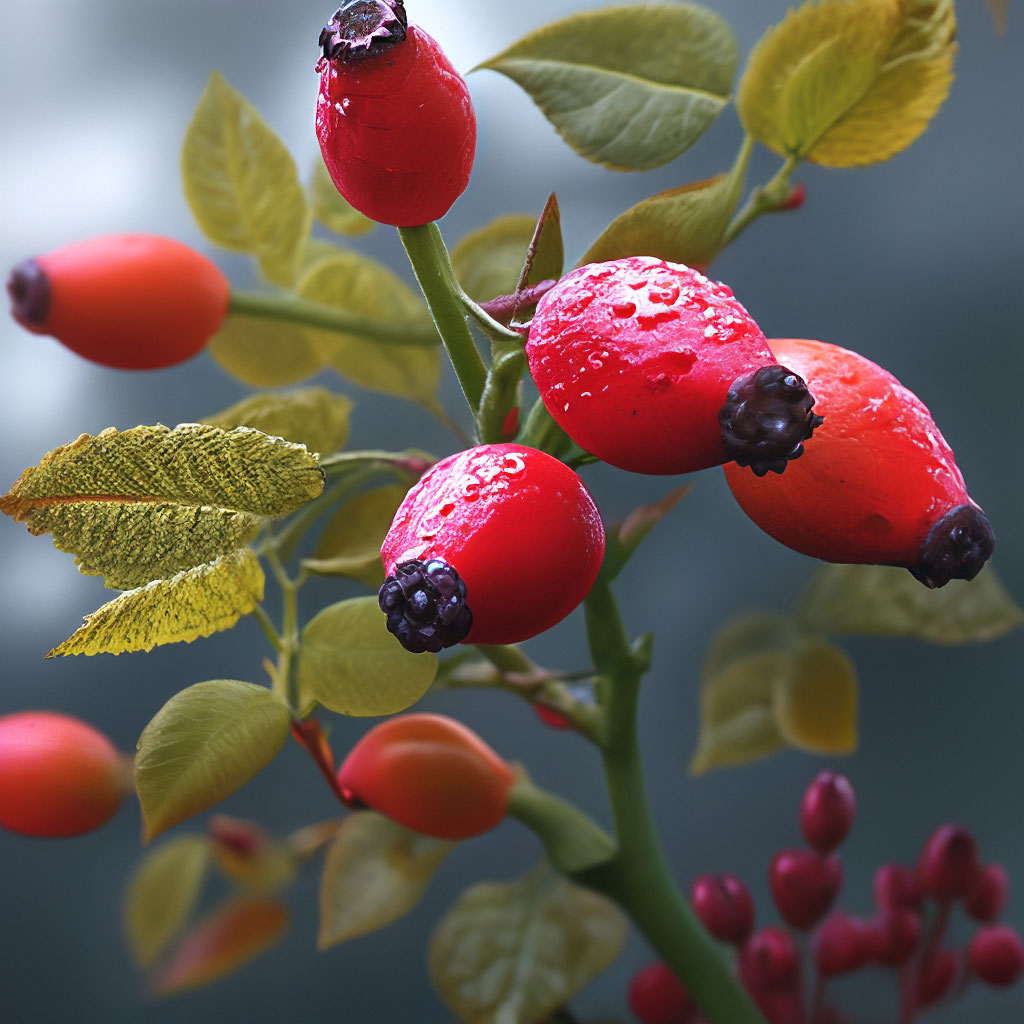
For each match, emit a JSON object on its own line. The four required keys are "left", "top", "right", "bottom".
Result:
{"left": 702, "top": 306, "right": 717, "bottom": 320}
{"left": 612, "top": 300, "right": 636, "bottom": 318}
{"left": 502, "top": 453, "right": 526, "bottom": 475}
{"left": 649, "top": 279, "right": 680, "bottom": 305}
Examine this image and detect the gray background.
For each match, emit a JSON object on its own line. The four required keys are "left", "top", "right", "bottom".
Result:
{"left": 0, "top": 1, "right": 1021, "bottom": 1021}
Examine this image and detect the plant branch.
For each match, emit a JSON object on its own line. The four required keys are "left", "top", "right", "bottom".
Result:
{"left": 722, "top": 150, "right": 801, "bottom": 247}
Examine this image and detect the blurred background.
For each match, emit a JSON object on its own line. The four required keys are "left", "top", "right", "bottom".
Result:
{"left": 0, "top": 0, "right": 1021, "bottom": 1021}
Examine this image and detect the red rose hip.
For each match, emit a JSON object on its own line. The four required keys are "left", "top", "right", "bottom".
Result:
{"left": 690, "top": 874, "right": 755, "bottom": 945}
{"left": 526, "top": 258, "right": 821, "bottom": 476}
{"left": 967, "top": 925, "right": 1024, "bottom": 987}
{"left": 316, "top": 2, "right": 476, "bottom": 226}
{"left": 800, "top": 771, "right": 856, "bottom": 855}
{"left": 380, "top": 444, "right": 604, "bottom": 648}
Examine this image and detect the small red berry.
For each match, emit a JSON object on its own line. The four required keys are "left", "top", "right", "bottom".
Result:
{"left": 739, "top": 927, "right": 800, "bottom": 993}
{"left": 724, "top": 339, "right": 994, "bottom": 587}
{"left": 0, "top": 711, "right": 126, "bottom": 837}
{"left": 965, "top": 864, "right": 1009, "bottom": 923}
{"left": 769, "top": 850, "right": 840, "bottom": 930}
{"left": 7, "top": 234, "right": 229, "bottom": 370}
{"left": 335, "top": 713, "right": 515, "bottom": 840}
{"left": 627, "top": 963, "right": 694, "bottom": 1024}
{"left": 315, "top": 2, "right": 475, "bottom": 226}
{"left": 779, "top": 182, "right": 806, "bottom": 211}
{"left": 870, "top": 907, "right": 922, "bottom": 967}
{"left": 533, "top": 705, "right": 571, "bottom": 730}
{"left": 526, "top": 258, "right": 821, "bottom": 476}
{"left": 690, "top": 874, "right": 755, "bottom": 945}
{"left": 800, "top": 771, "right": 856, "bottom": 855}
{"left": 967, "top": 925, "right": 1024, "bottom": 987}
{"left": 813, "top": 913, "right": 874, "bottom": 975}
{"left": 917, "top": 949, "right": 961, "bottom": 1006}
{"left": 874, "top": 863, "right": 923, "bottom": 911}
{"left": 501, "top": 406, "right": 520, "bottom": 441}
{"left": 918, "top": 824, "right": 982, "bottom": 902}
{"left": 380, "top": 444, "right": 605, "bottom": 648}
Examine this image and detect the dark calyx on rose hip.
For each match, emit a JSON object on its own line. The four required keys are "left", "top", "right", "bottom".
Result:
{"left": 379, "top": 559, "right": 473, "bottom": 654}
{"left": 319, "top": 0, "right": 407, "bottom": 62}
{"left": 910, "top": 503, "right": 995, "bottom": 589}
{"left": 6, "top": 259, "right": 50, "bottom": 326}
{"left": 719, "top": 364, "right": 823, "bottom": 476}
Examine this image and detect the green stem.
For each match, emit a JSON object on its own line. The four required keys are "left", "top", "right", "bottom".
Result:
{"left": 399, "top": 223, "right": 489, "bottom": 415}
{"left": 722, "top": 151, "right": 801, "bottom": 247}
{"left": 228, "top": 290, "right": 438, "bottom": 346}
{"left": 264, "top": 548, "right": 302, "bottom": 711}
{"left": 252, "top": 604, "right": 284, "bottom": 653}
{"left": 318, "top": 449, "right": 434, "bottom": 476}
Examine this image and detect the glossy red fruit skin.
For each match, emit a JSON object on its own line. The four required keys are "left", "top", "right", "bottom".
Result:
{"left": 627, "top": 963, "right": 694, "bottom": 1024}
{"left": 813, "top": 913, "right": 874, "bottom": 975}
{"left": 526, "top": 257, "right": 777, "bottom": 475}
{"left": 769, "top": 849, "right": 840, "bottom": 930}
{"left": 7, "top": 234, "right": 229, "bottom": 369}
{"left": 335, "top": 713, "right": 515, "bottom": 840}
{"left": 316, "top": 26, "right": 475, "bottom": 227}
{"left": 967, "top": 925, "right": 1024, "bottom": 987}
{"left": 690, "top": 874, "right": 755, "bottom": 945}
{"left": 0, "top": 711, "right": 125, "bottom": 837}
{"left": 918, "top": 824, "right": 981, "bottom": 902}
{"left": 870, "top": 907, "right": 922, "bottom": 967}
{"left": 739, "top": 927, "right": 801, "bottom": 992}
{"left": 917, "top": 949, "right": 961, "bottom": 1005}
{"left": 724, "top": 338, "right": 986, "bottom": 573}
{"left": 381, "top": 444, "right": 605, "bottom": 645}
{"left": 800, "top": 771, "right": 856, "bottom": 855}
{"left": 874, "top": 863, "right": 924, "bottom": 911}
{"left": 965, "top": 864, "right": 1009, "bottom": 923}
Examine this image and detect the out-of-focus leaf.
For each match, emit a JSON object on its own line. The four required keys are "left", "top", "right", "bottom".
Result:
{"left": 153, "top": 898, "right": 288, "bottom": 996}
{"left": 318, "top": 812, "right": 454, "bottom": 949}
{"left": 47, "top": 549, "right": 266, "bottom": 658}
{"left": 303, "top": 484, "right": 408, "bottom": 585}
{"left": 125, "top": 836, "right": 211, "bottom": 969}
{"left": 602, "top": 484, "right": 692, "bottom": 581}
{"left": 202, "top": 388, "right": 353, "bottom": 457}
{"left": 295, "top": 596, "right": 437, "bottom": 716}
{"left": 987, "top": 0, "right": 1008, "bottom": 33}
{"left": 429, "top": 865, "right": 627, "bottom": 1024}
{"left": 310, "top": 158, "right": 375, "bottom": 237}
{"left": 299, "top": 254, "right": 441, "bottom": 403}
{"left": 136, "top": 679, "right": 290, "bottom": 841}
{"left": 478, "top": 5, "right": 737, "bottom": 171}
{"left": 799, "top": 564, "right": 1024, "bottom": 645}
{"left": 208, "top": 315, "right": 325, "bottom": 388}
{"left": 182, "top": 72, "right": 310, "bottom": 285}
{"left": 737, "top": 0, "right": 957, "bottom": 167}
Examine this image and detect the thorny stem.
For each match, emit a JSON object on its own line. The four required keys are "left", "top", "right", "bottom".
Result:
{"left": 722, "top": 150, "right": 801, "bottom": 247}
{"left": 228, "top": 290, "right": 439, "bottom": 346}
{"left": 478, "top": 279, "right": 557, "bottom": 322}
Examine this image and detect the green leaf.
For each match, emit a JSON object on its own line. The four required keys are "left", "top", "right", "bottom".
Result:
{"left": 311, "top": 158, "right": 375, "bottom": 237}
{"left": 125, "top": 836, "right": 211, "bottom": 968}
{"left": 453, "top": 215, "right": 543, "bottom": 302}
{"left": 298, "top": 254, "right": 441, "bottom": 403}
{"left": 602, "top": 484, "right": 692, "bottom": 581}
{"left": 478, "top": 5, "right": 738, "bottom": 171}
{"left": 295, "top": 596, "right": 438, "bottom": 716}
{"left": 580, "top": 140, "right": 750, "bottom": 267}
{"left": 136, "top": 679, "right": 291, "bottom": 841}
{"left": 202, "top": 388, "right": 353, "bottom": 457}
{"left": 47, "top": 549, "right": 266, "bottom": 658}
{"left": 520, "top": 193, "right": 565, "bottom": 290}
{"left": 208, "top": 314, "right": 325, "bottom": 388}
{"left": 737, "top": 0, "right": 957, "bottom": 167}
{"left": 318, "top": 812, "right": 454, "bottom": 949}
{"left": 429, "top": 866, "right": 627, "bottom": 1024}
{"left": 302, "top": 484, "right": 408, "bottom": 585}
{"left": 153, "top": 897, "right": 289, "bottom": 996}
{"left": 799, "top": 564, "right": 1024, "bottom": 645}
{"left": 182, "top": 72, "right": 310, "bottom": 284}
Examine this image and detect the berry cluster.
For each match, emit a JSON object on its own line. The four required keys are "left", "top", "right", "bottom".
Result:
{"left": 629, "top": 772, "right": 1023, "bottom": 1024}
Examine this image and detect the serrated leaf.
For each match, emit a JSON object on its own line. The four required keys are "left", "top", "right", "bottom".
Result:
{"left": 202, "top": 388, "right": 353, "bottom": 457}
{"left": 479, "top": 5, "right": 737, "bottom": 171}
{"left": 295, "top": 596, "right": 438, "bottom": 716}
{"left": 774, "top": 640, "right": 858, "bottom": 754}
{"left": 125, "top": 836, "right": 211, "bottom": 968}
{"left": 298, "top": 254, "right": 441, "bottom": 403}
{"left": 136, "top": 679, "right": 291, "bottom": 841}
{"left": 153, "top": 898, "right": 288, "bottom": 996}
{"left": 799, "top": 564, "right": 1024, "bottom": 645}
{"left": 311, "top": 158, "right": 374, "bottom": 237}
{"left": 429, "top": 866, "right": 627, "bottom": 1024}
{"left": 303, "top": 484, "right": 408, "bottom": 585}
{"left": 453, "top": 216, "right": 547, "bottom": 303}
{"left": 208, "top": 314, "right": 325, "bottom": 388}
{"left": 182, "top": 72, "right": 310, "bottom": 284}
{"left": 581, "top": 142, "right": 750, "bottom": 267}
{"left": 318, "top": 812, "right": 454, "bottom": 949}
{"left": 737, "top": 0, "right": 957, "bottom": 167}
{"left": 48, "top": 549, "right": 266, "bottom": 657}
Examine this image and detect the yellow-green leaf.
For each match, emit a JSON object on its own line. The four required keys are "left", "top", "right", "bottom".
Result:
{"left": 153, "top": 897, "right": 288, "bottom": 996}
{"left": 303, "top": 484, "right": 408, "bottom": 585}
{"left": 774, "top": 640, "right": 858, "bottom": 754}
{"left": 125, "top": 836, "right": 211, "bottom": 969}
{"left": 182, "top": 72, "right": 310, "bottom": 285}
{"left": 478, "top": 5, "right": 738, "bottom": 171}
{"left": 295, "top": 596, "right": 438, "bottom": 716}
{"left": 208, "top": 314, "right": 325, "bottom": 388}
{"left": 311, "top": 158, "right": 374, "bottom": 237}
{"left": 318, "top": 812, "right": 454, "bottom": 949}
{"left": 799, "top": 564, "right": 1024, "bottom": 645}
{"left": 202, "top": 388, "right": 353, "bottom": 457}
{"left": 298, "top": 254, "right": 441, "bottom": 403}
{"left": 453, "top": 215, "right": 544, "bottom": 302}
{"left": 136, "top": 679, "right": 291, "bottom": 841}
{"left": 48, "top": 549, "right": 265, "bottom": 658}
{"left": 429, "top": 866, "right": 627, "bottom": 1024}
{"left": 737, "top": 0, "right": 957, "bottom": 167}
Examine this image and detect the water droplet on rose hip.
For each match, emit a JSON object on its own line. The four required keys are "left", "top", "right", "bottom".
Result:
{"left": 587, "top": 351, "right": 604, "bottom": 369}
{"left": 612, "top": 301, "right": 636, "bottom": 318}
{"left": 649, "top": 279, "right": 680, "bottom": 305}
{"left": 702, "top": 306, "right": 717, "bottom": 320}
{"left": 501, "top": 453, "right": 525, "bottom": 475}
